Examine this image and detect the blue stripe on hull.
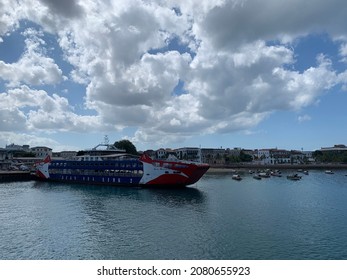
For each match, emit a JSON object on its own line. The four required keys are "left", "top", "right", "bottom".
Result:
{"left": 49, "top": 174, "right": 142, "bottom": 186}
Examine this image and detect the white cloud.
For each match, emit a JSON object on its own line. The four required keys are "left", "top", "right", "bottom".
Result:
{"left": 0, "top": 27, "right": 64, "bottom": 86}
{"left": 339, "top": 42, "right": 347, "bottom": 63}
{"left": 0, "top": 0, "right": 20, "bottom": 36}
{"left": 298, "top": 114, "right": 312, "bottom": 123}
{"left": 197, "top": 0, "right": 347, "bottom": 49}
{"left": 0, "top": 85, "right": 102, "bottom": 133}
{"left": 1, "top": 0, "right": 347, "bottom": 148}
{"left": 0, "top": 131, "right": 79, "bottom": 151}
{"left": 0, "top": 108, "right": 27, "bottom": 131}
{"left": 38, "top": 0, "right": 84, "bottom": 19}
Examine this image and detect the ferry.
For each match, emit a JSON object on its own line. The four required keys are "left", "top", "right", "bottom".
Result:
{"left": 35, "top": 145, "right": 209, "bottom": 187}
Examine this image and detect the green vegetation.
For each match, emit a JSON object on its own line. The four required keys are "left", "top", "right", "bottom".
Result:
{"left": 239, "top": 150, "right": 253, "bottom": 162}
{"left": 13, "top": 151, "right": 36, "bottom": 157}
{"left": 76, "top": 150, "right": 85, "bottom": 156}
{"left": 224, "top": 150, "right": 253, "bottom": 163}
{"left": 313, "top": 150, "right": 347, "bottom": 163}
{"left": 114, "top": 139, "right": 138, "bottom": 155}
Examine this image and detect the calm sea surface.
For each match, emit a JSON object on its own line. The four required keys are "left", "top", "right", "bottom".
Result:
{"left": 1, "top": 170, "right": 347, "bottom": 260}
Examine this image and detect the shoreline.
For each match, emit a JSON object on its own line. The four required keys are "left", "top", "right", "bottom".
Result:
{"left": 207, "top": 163, "right": 347, "bottom": 173}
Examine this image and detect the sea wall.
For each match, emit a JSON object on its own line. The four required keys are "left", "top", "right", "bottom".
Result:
{"left": 0, "top": 171, "right": 34, "bottom": 182}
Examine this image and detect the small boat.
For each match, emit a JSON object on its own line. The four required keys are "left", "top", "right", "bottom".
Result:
{"left": 232, "top": 174, "right": 242, "bottom": 181}
{"left": 253, "top": 175, "right": 262, "bottom": 180}
{"left": 325, "top": 170, "right": 334, "bottom": 174}
{"left": 258, "top": 172, "right": 270, "bottom": 178}
{"left": 303, "top": 170, "right": 309, "bottom": 175}
{"left": 271, "top": 171, "right": 282, "bottom": 177}
{"left": 287, "top": 174, "right": 302, "bottom": 181}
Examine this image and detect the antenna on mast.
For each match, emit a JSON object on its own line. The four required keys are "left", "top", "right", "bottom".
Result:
{"left": 104, "top": 135, "right": 109, "bottom": 145}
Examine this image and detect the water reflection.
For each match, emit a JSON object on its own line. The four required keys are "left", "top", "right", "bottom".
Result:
{"left": 145, "top": 187, "right": 206, "bottom": 205}
{"left": 32, "top": 181, "right": 206, "bottom": 206}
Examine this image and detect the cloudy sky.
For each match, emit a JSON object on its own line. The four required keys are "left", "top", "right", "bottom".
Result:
{"left": 1, "top": 0, "right": 347, "bottom": 152}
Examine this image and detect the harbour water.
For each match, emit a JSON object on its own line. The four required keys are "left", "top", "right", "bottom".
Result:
{"left": 1, "top": 170, "right": 347, "bottom": 260}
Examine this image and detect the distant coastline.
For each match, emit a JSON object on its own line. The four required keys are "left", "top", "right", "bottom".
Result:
{"left": 207, "top": 163, "right": 347, "bottom": 173}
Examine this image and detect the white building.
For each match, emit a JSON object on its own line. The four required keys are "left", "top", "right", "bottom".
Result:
{"left": 0, "top": 149, "right": 13, "bottom": 161}
{"left": 156, "top": 148, "right": 167, "bottom": 159}
{"left": 302, "top": 151, "right": 315, "bottom": 163}
{"left": 257, "top": 149, "right": 271, "bottom": 164}
{"left": 176, "top": 147, "right": 201, "bottom": 162}
{"left": 60, "top": 151, "right": 77, "bottom": 159}
{"left": 5, "top": 144, "right": 30, "bottom": 152}
{"left": 31, "top": 146, "right": 52, "bottom": 158}
{"left": 321, "top": 144, "right": 347, "bottom": 152}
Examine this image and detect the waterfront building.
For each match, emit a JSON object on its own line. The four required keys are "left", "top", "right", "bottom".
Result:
{"left": 242, "top": 149, "right": 254, "bottom": 157}
{"left": 5, "top": 144, "right": 30, "bottom": 152}
{"left": 272, "top": 149, "right": 291, "bottom": 164}
{"left": 30, "top": 146, "right": 53, "bottom": 158}
{"left": 0, "top": 149, "right": 13, "bottom": 161}
{"left": 156, "top": 148, "right": 167, "bottom": 159}
{"left": 226, "top": 148, "right": 241, "bottom": 157}
{"left": 0, "top": 149, "right": 13, "bottom": 170}
{"left": 176, "top": 147, "right": 201, "bottom": 162}
{"left": 257, "top": 149, "right": 271, "bottom": 164}
{"left": 143, "top": 149, "right": 156, "bottom": 158}
{"left": 320, "top": 144, "right": 347, "bottom": 152}
{"left": 59, "top": 151, "right": 78, "bottom": 159}
{"left": 256, "top": 148, "right": 306, "bottom": 165}
{"left": 201, "top": 148, "right": 225, "bottom": 165}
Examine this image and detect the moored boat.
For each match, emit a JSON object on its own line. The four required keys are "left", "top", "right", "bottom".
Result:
{"left": 287, "top": 174, "right": 302, "bottom": 181}
{"left": 232, "top": 174, "right": 242, "bottom": 181}
{"left": 35, "top": 145, "right": 209, "bottom": 187}
{"left": 258, "top": 172, "right": 270, "bottom": 178}
{"left": 271, "top": 171, "right": 282, "bottom": 177}
{"left": 325, "top": 170, "right": 334, "bottom": 174}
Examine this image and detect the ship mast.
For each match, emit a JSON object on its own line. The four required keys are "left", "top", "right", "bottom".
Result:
{"left": 104, "top": 135, "right": 109, "bottom": 145}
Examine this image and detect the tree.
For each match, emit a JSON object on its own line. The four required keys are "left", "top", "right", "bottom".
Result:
{"left": 76, "top": 150, "right": 85, "bottom": 156}
{"left": 114, "top": 139, "right": 138, "bottom": 155}
{"left": 313, "top": 150, "right": 347, "bottom": 163}
{"left": 13, "top": 151, "right": 36, "bottom": 158}
{"left": 239, "top": 150, "right": 253, "bottom": 162}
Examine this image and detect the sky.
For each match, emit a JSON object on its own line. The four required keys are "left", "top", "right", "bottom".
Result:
{"left": 1, "top": 0, "right": 347, "bottom": 152}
